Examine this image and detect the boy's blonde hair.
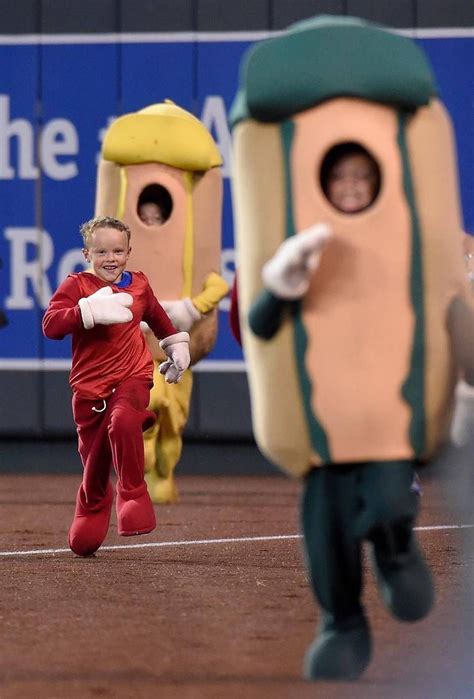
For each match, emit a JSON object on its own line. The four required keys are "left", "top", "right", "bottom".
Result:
{"left": 80, "top": 216, "right": 131, "bottom": 248}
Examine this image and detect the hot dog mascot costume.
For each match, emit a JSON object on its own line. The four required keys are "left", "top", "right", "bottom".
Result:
{"left": 95, "top": 101, "right": 228, "bottom": 504}
{"left": 230, "top": 16, "right": 474, "bottom": 681}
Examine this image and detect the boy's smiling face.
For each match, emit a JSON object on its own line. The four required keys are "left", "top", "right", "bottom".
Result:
{"left": 83, "top": 226, "right": 131, "bottom": 284}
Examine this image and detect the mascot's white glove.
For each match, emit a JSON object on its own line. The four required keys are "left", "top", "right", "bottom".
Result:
{"left": 78, "top": 286, "right": 133, "bottom": 329}
{"left": 159, "top": 331, "right": 191, "bottom": 383}
{"left": 450, "top": 380, "right": 474, "bottom": 447}
{"left": 161, "top": 298, "right": 201, "bottom": 332}
{"left": 262, "top": 223, "right": 332, "bottom": 299}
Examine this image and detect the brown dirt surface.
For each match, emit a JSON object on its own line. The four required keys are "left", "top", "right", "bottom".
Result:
{"left": 0, "top": 469, "right": 473, "bottom": 698}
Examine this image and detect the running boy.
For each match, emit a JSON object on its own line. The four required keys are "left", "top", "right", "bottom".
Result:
{"left": 42, "top": 216, "right": 190, "bottom": 557}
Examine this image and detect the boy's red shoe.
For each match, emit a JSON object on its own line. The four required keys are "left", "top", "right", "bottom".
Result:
{"left": 116, "top": 482, "right": 156, "bottom": 536}
{"left": 68, "top": 482, "right": 114, "bottom": 557}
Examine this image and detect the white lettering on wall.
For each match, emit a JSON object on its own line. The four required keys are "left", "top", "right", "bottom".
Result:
{"left": 4, "top": 227, "right": 53, "bottom": 309}
{"left": 200, "top": 96, "right": 233, "bottom": 179}
{"left": 0, "top": 95, "right": 79, "bottom": 181}
{"left": 40, "top": 119, "right": 79, "bottom": 180}
{"left": 0, "top": 95, "right": 39, "bottom": 179}
{"left": 0, "top": 92, "right": 232, "bottom": 182}
{"left": 57, "top": 248, "right": 87, "bottom": 283}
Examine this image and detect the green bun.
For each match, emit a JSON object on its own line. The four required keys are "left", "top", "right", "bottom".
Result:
{"left": 230, "top": 15, "right": 437, "bottom": 126}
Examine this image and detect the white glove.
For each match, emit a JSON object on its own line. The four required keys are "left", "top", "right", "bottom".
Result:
{"left": 450, "top": 380, "right": 474, "bottom": 447}
{"left": 78, "top": 286, "right": 133, "bottom": 329}
{"left": 159, "top": 331, "right": 191, "bottom": 383}
{"left": 262, "top": 223, "right": 332, "bottom": 299}
{"left": 161, "top": 298, "right": 201, "bottom": 332}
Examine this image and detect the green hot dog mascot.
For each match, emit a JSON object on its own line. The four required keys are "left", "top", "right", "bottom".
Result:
{"left": 230, "top": 16, "right": 474, "bottom": 681}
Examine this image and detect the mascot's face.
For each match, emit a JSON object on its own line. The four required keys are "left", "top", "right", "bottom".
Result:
{"left": 137, "top": 201, "right": 166, "bottom": 226}
{"left": 288, "top": 99, "right": 399, "bottom": 236}
{"left": 325, "top": 152, "right": 379, "bottom": 215}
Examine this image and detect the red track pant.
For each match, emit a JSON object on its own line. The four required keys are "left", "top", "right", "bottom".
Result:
{"left": 72, "top": 377, "right": 155, "bottom": 506}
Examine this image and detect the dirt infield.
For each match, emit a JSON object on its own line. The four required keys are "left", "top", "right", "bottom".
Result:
{"left": 0, "top": 465, "right": 473, "bottom": 698}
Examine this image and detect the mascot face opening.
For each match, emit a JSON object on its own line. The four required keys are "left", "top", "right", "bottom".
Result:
{"left": 319, "top": 142, "right": 381, "bottom": 215}
{"left": 137, "top": 184, "right": 173, "bottom": 227}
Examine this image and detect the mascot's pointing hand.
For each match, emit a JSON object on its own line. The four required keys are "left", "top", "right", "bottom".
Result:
{"left": 262, "top": 223, "right": 332, "bottom": 299}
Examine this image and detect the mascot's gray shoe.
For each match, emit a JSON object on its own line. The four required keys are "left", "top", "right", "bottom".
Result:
{"left": 303, "top": 615, "right": 372, "bottom": 681}
{"left": 372, "top": 538, "right": 434, "bottom": 622}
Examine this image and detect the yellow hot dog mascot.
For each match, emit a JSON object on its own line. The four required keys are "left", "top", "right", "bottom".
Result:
{"left": 96, "top": 100, "right": 228, "bottom": 504}
{"left": 230, "top": 16, "right": 474, "bottom": 681}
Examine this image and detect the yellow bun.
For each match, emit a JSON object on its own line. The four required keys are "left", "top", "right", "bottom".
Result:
{"left": 103, "top": 100, "right": 223, "bottom": 171}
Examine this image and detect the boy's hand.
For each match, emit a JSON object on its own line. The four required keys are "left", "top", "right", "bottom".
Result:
{"left": 262, "top": 223, "right": 332, "bottom": 299}
{"left": 159, "top": 331, "right": 191, "bottom": 383}
{"left": 161, "top": 298, "right": 201, "bottom": 332}
{"left": 78, "top": 286, "right": 133, "bottom": 329}
{"left": 451, "top": 380, "right": 474, "bottom": 446}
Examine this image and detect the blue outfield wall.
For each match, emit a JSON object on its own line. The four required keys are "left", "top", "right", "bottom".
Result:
{"left": 0, "top": 32, "right": 473, "bottom": 372}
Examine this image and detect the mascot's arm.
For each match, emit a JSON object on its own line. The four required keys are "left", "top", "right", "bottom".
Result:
{"left": 161, "top": 273, "right": 229, "bottom": 333}
{"left": 248, "top": 290, "right": 288, "bottom": 340}
{"left": 192, "top": 272, "right": 229, "bottom": 315}
{"left": 447, "top": 296, "right": 474, "bottom": 446}
{"left": 248, "top": 223, "right": 332, "bottom": 341}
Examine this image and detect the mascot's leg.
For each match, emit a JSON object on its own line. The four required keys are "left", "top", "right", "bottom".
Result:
{"left": 108, "top": 377, "right": 157, "bottom": 537}
{"left": 143, "top": 362, "right": 165, "bottom": 485}
{"left": 143, "top": 416, "right": 162, "bottom": 494}
{"left": 69, "top": 393, "right": 114, "bottom": 557}
{"left": 302, "top": 466, "right": 372, "bottom": 681}
{"left": 355, "top": 461, "right": 434, "bottom": 622}
{"left": 144, "top": 367, "right": 193, "bottom": 505}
